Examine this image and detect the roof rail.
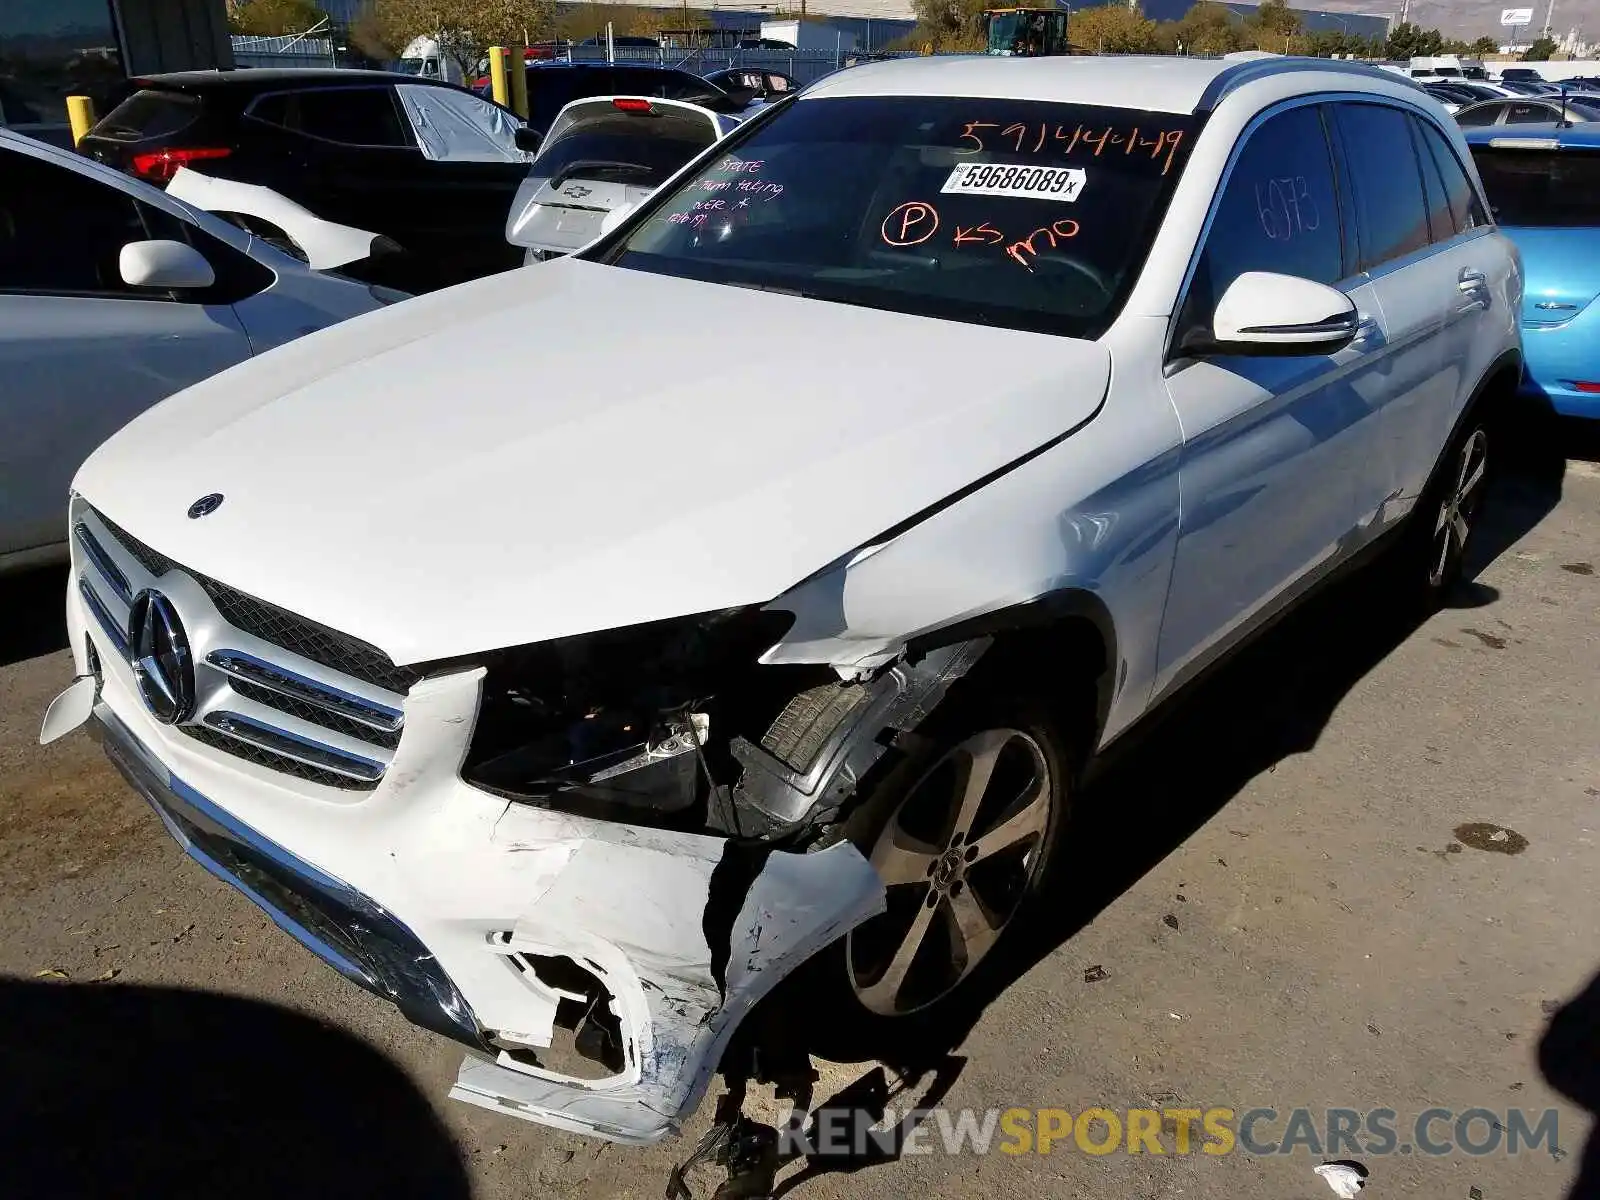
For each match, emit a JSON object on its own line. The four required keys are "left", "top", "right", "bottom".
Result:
{"left": 1196, "top": 56, "right": 1417, "bottom": 113}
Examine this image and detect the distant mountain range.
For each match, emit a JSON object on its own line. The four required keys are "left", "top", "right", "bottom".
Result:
{"left": 1310, "top": 0, "right": 1597, "bottom": 41}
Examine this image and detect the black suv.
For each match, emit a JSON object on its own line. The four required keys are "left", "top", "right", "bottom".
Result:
{"left": 80, "top": 69, "right": 531, "bottom": 292}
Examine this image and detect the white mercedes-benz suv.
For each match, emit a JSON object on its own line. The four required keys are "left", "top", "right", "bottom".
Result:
{"left": 45, "top": 55, "right": 1520, "bottom": 1144}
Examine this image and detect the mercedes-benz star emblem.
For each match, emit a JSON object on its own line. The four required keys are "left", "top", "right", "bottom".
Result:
{"left": 128, "top": 591, "right": 194, "bottom": 725}
{"left": 187, "top": 493, "right": 223, "bottom": 519}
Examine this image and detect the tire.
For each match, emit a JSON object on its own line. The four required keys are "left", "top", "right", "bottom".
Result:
{"left": 1396, "top": 404, "right": 1492, "bottom": 608}
{"left": 819, "top": 695, "right": 1076, "bottom": 1041}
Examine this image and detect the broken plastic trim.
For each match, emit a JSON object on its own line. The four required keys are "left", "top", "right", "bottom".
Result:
{"left": 456, "top": 607, "right": 804, "bottom": 824}
{"left": 724, "top": 639, "right": 993, "bottom": 837}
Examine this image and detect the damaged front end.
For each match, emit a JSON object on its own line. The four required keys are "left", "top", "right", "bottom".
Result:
{"left": 429, "top": 609, "right": 995, "bottom": 1138}
{"left": 65, "top": 542, "right": 994, "bottom": 1146}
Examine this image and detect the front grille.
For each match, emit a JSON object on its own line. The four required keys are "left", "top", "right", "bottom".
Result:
{"left": 181, "top": 724, "right": 375, "bottom": 791}
{"left": 79, "top": 506, "right": 410, "bottom": 793}
{"left": 229, "top": 678, "right": 403, "bottom": 749}
{"left": 90, "top": 507, "right": 419, "bottom": 693}
{"left": 198, "top": 577, "right": 420, "bottom": 693}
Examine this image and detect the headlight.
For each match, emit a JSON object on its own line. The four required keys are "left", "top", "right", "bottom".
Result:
{"left": 460, "top": 608, "right": 796, "bottom": 824}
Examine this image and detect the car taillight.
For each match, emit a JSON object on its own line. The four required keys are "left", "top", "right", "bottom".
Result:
{"left": 612, "top": 97, "right": 653, "bottom": 113}
{"left": 1570, "top": 381, "right": 1600, "bottom": 393}
{"left": 129, "top": 146, "right": 231, "bottom": 183}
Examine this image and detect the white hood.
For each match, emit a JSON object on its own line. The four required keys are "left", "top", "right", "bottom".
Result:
{"left": 74, "top": 259, "right": 1110, "bottom": 666}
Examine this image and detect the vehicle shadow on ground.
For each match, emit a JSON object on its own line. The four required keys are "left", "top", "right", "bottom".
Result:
{"left": 1539, "top": 967, "right": 1600, "bottom": 1198}
{"left": 755, "top": 418, "right": 1589, "bottom": 1191}
{"left": 0, "top": 979, "right": 470, "bottom": 1199}
{"left": 0, "top": 564, "right": 68, "bottom": 670}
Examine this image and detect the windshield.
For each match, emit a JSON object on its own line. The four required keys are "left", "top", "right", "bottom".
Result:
{"left": 1471, "top": 147, "right": 1600, "bottom": 225}
{"left": 606, "top": 96, "right": 1194, "bottom": 339}
{"left": 535, "top": 110, "right": 718, "bottom": 189}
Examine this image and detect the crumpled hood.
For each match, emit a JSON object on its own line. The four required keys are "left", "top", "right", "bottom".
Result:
{"left": 74, "top": 258, "right": 1110, "bottom": 666}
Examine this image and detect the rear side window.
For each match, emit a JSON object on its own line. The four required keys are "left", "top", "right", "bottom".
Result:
{"left": 1332, "top": 103, "right": 1430, "bottom": 270}
{"left": 535, "top": 109, "right": 716, "bottom": 189}
{"left": 91, "top": 88, "right": 201, "bottom": 142}
{"left": 1186, "top": 103, "right": 1343, "bottom": 318}
{"left": 1505, "top": 101, "right": 1556, "bottom": 124}
{"left": 1455, "top": 104, "right": 1502, "bottom": 128}
{"left": 249, "top": 87, "right": 413, "bottom": 147}
{"left": 1470, "top": 147, "right": 1600, "bottom": 225}
{"left": 0, "top": 152, "right": 148, "bottom": 294}
{"left": 1412, "top": 120, "right": 1487, "bottom": 234}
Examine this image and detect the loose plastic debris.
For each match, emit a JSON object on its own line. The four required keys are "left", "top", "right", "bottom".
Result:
{"left": 1314, "top": 1160, "right": 1370, "bottom": 1197}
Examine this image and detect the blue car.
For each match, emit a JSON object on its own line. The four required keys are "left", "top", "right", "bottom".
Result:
{"left": 1465, "top": 123, "right": 1600, "bottom": 418}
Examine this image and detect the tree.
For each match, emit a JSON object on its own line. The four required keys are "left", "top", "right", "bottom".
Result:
{"left": 1247, "top": 0, "right": 1300, "bottom": 50}
{"left": 369, "top": 0, "right": 557, "bottom": 76}
{"left": 227, "top": 0, "right": 323, "bottom": 36}
{"left": 1470, "top": 35, "right": 1500, "bottom": 55}
{"left": 908, "top": 0, "right": 991, "bottom": 52}
{"left": 1169, "top": 1, "right": 1247, "bottom": 56}
{"left": 1385, "top": 21, "right": 1445, "bottom": 59}
{"left": 1523, "top": 35, "right": 1557, "bottom": 60}
{"left": 1068, "top": 3, "right": 1157, "bottom": 53}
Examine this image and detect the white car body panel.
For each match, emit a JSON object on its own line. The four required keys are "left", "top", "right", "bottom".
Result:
{"left": 53, "top": 54, "right": 1523, "bottom": 1144}
{"left": 165, "top": 166, "right": 386, "bottom": 271}
{"left": 73, "top": 257, "right": 1112, "bottom": 668}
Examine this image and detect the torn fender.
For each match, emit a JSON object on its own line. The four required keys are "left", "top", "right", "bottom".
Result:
{"left": 166, "top": 167, "right": 386, "bottom": 271}
{"left": 449, "top": 837, "right": 884, "bottom": 1143}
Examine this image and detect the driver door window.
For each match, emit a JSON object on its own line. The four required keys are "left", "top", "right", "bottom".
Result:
{"left": 1177, "top": 103, "right": 1344, "bottom": 345}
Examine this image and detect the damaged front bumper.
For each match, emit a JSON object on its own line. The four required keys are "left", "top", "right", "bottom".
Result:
{"left": 81, "top": 659, "right": 884, "bottom": 1144}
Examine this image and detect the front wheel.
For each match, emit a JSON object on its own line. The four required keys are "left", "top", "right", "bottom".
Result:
{"left": 838, "top": 702, "right": 1073, "bottom": 1025}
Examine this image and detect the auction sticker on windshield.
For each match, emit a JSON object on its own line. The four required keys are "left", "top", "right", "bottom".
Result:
{"left": 941, "top": 162, "right": 1086, "bottom": 201}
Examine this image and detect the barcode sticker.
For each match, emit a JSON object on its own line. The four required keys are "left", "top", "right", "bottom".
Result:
{"left": 941, "top": 162, "right": 1086, "bottom": 202}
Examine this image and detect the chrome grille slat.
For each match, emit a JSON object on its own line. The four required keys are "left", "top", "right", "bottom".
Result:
{"left": 229, "top": 678, "right": 403, "bottom": 750}
{"left": 205, "top": 649, "right": 403, "bottom": 734}
{"left": 73, "top": 522, "right": 131, "bottom": 605}
{"left": 200, "top": 710, "right": 387, "bottom": 783}
{"left": 79, "top": 577, "right": 130, "bottom": 656}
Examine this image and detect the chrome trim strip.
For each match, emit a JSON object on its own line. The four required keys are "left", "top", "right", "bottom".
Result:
{"left": 74, "top": 521, "right": 131, "bottom": 604}
{"left": 202, "top": 710, "right": 387, "bottom": 782}
{"left": 79, "top": 577, "right": 130, "bottom": 656}
{"left": 1235, "top": 317, "right": 1359, "bottom": 336}
{"left": 205, "top": 649, "right": 404, "bottom": 732}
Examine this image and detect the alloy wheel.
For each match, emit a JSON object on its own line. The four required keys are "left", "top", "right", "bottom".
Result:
{"left": 848, "top": 727, "right": 1054, "bottom": 1016}
{"left": 1429, "top": 427, "right": 1488, "bottom": 589}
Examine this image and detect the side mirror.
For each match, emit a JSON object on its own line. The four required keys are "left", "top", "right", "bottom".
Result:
{"left": 119, "top": 239, "right": 215, "bottom": 290}
{"left": 1205, "top": 271, "right": 1358, "bottom": 355}
{"left": 514, "top": 126, "right": 542, "bottom": 153}
{"left": 600, "top": 202, "right": 636, "bottom": 237}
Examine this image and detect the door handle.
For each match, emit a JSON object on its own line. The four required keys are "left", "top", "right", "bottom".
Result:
{"left": 1456, "top": 268, "right": 1490, "bottom": 313}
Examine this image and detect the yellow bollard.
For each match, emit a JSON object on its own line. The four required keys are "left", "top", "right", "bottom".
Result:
{"left": 489, "top": 46, "right": 511, "bottom": 109}
{"left": 508, "top": 47, "right": 529, "bottom": 120}
{"left": 67, "top": 95, "right": 96, "bottom": 145}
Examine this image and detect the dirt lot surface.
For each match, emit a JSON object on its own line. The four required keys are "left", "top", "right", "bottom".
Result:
{"left": 2, "top": 438, "right": 1596, "bottom": 1200}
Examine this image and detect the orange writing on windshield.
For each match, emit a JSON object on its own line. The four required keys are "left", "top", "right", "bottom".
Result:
{"left": 881, "top": 201, "right": 940, "bottom": 246}
{"left": 1006, "top": 218, "right": 1080, "bottom": 271}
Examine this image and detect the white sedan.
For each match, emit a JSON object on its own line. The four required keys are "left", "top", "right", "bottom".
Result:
{"left": 0, "top": 130, "right": 402, "bottom": 573}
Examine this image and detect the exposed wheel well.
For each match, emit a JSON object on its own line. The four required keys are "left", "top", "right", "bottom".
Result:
{"left": 952, "top": 612, "right": 1111, "bottom": 760}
